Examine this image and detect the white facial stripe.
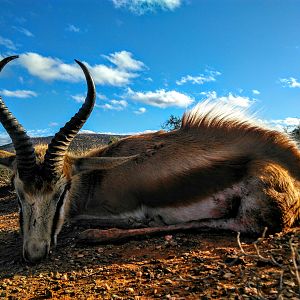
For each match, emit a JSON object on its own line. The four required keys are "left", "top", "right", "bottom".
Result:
{"left": 52, "top": 188, "right": 70, "bottom": 245}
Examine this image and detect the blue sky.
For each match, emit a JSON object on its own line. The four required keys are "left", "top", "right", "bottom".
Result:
{"left": 1, "top": 0, "right": 300, "bottom": 145}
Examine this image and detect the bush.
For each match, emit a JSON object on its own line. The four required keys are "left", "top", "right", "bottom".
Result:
{"left": 162, "top": 115, "right": 182, "bottom": 131}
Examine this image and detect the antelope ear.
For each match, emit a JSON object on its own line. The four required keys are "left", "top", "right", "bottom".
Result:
{"left": 0, "top": 152, "right": 16, "bottom": 170}
{"left": 72, "top": 155, "right": 138, "bottom": 175}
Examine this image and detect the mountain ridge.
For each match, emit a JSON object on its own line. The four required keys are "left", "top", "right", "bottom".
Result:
{"left": 0, "top": 133, "right": 127, "bottom": 153}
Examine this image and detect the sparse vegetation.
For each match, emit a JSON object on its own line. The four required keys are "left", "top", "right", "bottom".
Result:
{"left": 108, "top": 136, "right": 120, "bottom": 145}
{"left": 162, "top": 115, "right": 182, "bottom": 131}
{"left": 290, "top": 125, "right": 300, "bottom": 143}
{"left": 0, "top": 150, "right": 14, "bottom": 187}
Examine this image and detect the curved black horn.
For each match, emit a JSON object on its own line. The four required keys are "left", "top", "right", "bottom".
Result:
{"left": 43, "top": 59, "right": 96, "bottom": 180}
{"left": 0, "top": 56, "right": 37, "bottom": 182}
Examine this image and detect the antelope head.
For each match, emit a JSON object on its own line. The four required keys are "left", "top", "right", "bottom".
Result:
{"left": 0, "top": 56, "right": 98, "bottom": 263}
{"left": 0, "top": 56, "right": 138, "bottom": 263}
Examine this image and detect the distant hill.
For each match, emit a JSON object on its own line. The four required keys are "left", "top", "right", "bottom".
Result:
{"left": 0, "top": 133, "right": 127, "bottom": 153}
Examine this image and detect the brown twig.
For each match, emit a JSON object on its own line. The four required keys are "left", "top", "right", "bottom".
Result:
{"left": 229, "top": 228, "right": 283, "bottom": 268}
{"left": 289, "top": 237, "right": 300, "bottom": 294}
{"left": 279, "top": 270, "right": 284, "bottom": 291}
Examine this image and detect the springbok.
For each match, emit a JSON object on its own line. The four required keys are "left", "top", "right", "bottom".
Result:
{"left": 1, "top": 56, "right": 300, "bottom": 263}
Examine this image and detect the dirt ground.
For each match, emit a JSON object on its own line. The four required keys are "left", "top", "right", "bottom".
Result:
{"left": 0, "top": 184, "right": 300, "bottom": 299}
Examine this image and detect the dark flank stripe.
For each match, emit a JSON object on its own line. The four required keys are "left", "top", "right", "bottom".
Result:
{"left": 136, "top": 157, "right": 250, "bottom": 208}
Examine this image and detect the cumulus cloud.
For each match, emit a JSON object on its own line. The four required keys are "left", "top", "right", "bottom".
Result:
{"left": 252, "top": 89, "right": 260, "bottom": 95}
{"left": 19, "top": 53, "right": 82, "bottom": 81}
{"left": 201, "top": 91, "right": 254, "bottom": 108}
{"left": 79, "top": 129, "right": 98, "bottom": 134}
{"left": 71, "top": 93, "right": 108, "bottom": 104}
{"left": 112, "top": 0, "right": 182, "bottom": 14}
{"left": 71, "top": 94, "right": 85, "bottom": 103}
{"left": 66, "top": 24, "right": 80, "bottom": 33}
{"left": 0, "top": 129, "right": 53, "bottom": 145}
{"left": 0, "top": 36, "right": 17, "bottom": 50}
{"left": 13, "top": 26, "right": 34, "bottom": 37}
{"left": 27, "top": 128, "right": 52, "bottom": 137}
{"left": 103, "top": 51, "right": 145, "bottom": 71}
{"left": 18, "top": 52, "right": 145, "bottom": 86}
{"left": 134, "top": 107, "right": 147, "bottom": 114}
{"left": 126, "top": 88, "right": 194, "bottom": 108}
{"left": 279, "top": 77, "right": 300, "bottom": 88}
{"left": 81, "top": 129, "right": 157, "bottom": 135}
{"left": 260, "top": 117, "right": 300, "bottom": 132}
{"left": 0, "top": 89, "right": 37, "bottom": 98}
{"left": 271, "top": 118, "right": 300, "bottom": 127}
{"left": 100, "top": 100, "right": 128, "bottom": 110}
{"left": 0, "top": 133, "right": 11, "bottom": 146}
{"left": 176, "top": 70, "right": 221, "bottom": 86}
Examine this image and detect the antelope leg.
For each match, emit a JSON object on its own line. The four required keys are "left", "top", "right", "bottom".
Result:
{"left": 73, "top": 217, "right": 151, "bottom": 229}
{"left": 77, "top": 220, "right": 213, "bottom": 244}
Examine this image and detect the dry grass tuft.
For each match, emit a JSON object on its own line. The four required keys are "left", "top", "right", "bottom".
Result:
{"left": 0, "top": 150, "right": 14, "bottom": 187}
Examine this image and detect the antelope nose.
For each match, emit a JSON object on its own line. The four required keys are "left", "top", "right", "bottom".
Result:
{"left": 23, "top": 240, "right": 49, "bottom": 264}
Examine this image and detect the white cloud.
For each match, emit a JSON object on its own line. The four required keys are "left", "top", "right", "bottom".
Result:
{"left": 91, "top": 64, "right": 138, "bottom": 86}
{"left": 0, "top": 89, "right": 37, "bottom": 98}
{"left": 176, "top": 70, "right": 221, "bottom": 85}
{"left": 0, "top": 36, "right": 17, "bottom": 50}
{"left": 279, "top": 77, "right": 300, "bottom": 88}
{"left": 100, "top": 100, "right": 128, "bottom": 110}
{"left": 71, "top": 93, "right": 108, "bottom": 103}
{"left": 97, "top": 93, "right": 108, "bottom": 100}
{"left": 49, "top": 122, "right": 59, "bottom": 127}
{"left": 79, "top": 129, "right": 98, "bottom": 134}
{"left": 13, "top": 26, "right": 34, "bottom": 37}
{"left": 19, "top": 53, "right": 82, "bottom": 81}
{"left": 103, "top": 51, "right": 145, "bottom": 71}
{"left": 252, "top": 89, "right": 260, "bottom": 95}
{"left": 79, "top": 129, "right": 158, "bottom": 136}
{"left": 19, "top": 52, "right": 144, "bottom": 86}
{"left": 66, "top": 24, "right": 80, "bottom": 33}
{"left": 264, "top": 117, "right": 300, "bottom": 131}
{"left": 27, "top": 128, "right": 52, "bottom": 137}
{"left": 201, "top": 91, "right": 254, "bottom": 108}
{"left": 0, "top": 132, "right": 11, "bottom": 146}
{"left": 19, "top": 76, "right": 24, "bottom": 84}
{"left": 71, "top": 94, "right": 85, "bottom": 103}
{"left": 112, "top": 0, "right": 182, "bottom": 14}
{"left": 134, "top": 107, "right": 147, "bottom": 114}
{"left": 126, "top": 88, "right": 194, "bottom": 108}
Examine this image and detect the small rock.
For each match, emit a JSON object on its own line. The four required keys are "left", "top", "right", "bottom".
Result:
{"left": 284, "top": 280, "right": 296, "bottom": 287}
{"left": 165, "top": 279, "right": 173, "bottom": 285}
{"left": 61, "top": 274, "right": 68, "bottom": 280}
{"left": 223, "top": 272, "right": 235, "bottom": 279}
{"left": 127, "top": 287, "right": 134, "bottom": 293}
{"left": 164, "top": 235, "right": 173, "bottom": 241}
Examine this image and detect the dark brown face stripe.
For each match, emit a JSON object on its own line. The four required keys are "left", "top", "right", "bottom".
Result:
{"left": 17, "top": 198, "right": 24, "bottom": 236}
{"left": 51, "top": 183, "right": 71, "bottom": 243}
{"left": 135, "top": 157, "right": 250, "bottom": 208}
